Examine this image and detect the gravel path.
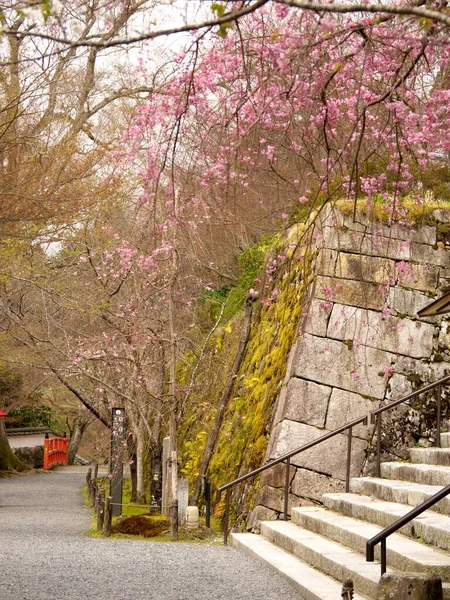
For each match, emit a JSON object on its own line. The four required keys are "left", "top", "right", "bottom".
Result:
{"left": 0, "top": 470, "right": 302, "bottom": 600}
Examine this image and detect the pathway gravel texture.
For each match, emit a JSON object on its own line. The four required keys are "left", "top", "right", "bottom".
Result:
{"left": 0, "top": 470, "right": 302, "bottom": 600}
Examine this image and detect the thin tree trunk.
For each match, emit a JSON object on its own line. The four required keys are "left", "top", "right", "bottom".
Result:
{"left": 192, "top": 293, "right": 256, "bottom": 505}
{"left": 67, "top": 414, "right": 90, "bottom": 465}
{"left": 126, "top": 434, "right": 137, "bottom": 503}
{"left": 136, "top": 429, "right": 146, "bottom": 505}
{"left": 149, "top": 415, "right": 162, "bottom": 509}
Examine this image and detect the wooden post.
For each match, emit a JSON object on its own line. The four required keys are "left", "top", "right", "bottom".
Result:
{"left": 93, "top": 462, "right": 99, "bottom": 479}
{"left": 170, "top": 499, "right": 179, "bottom": 541}
{"left": 96, "top": 487, "right": 105, "bottom": 532}
{"left": 104, "top": 496, "right": 113, "bottom": 537}
{"left": 90, "top": 480, "right": 97, "bottom": 508}
{"left": 162, "top": 437, "right": 170, "bottom": 515}
{"left": 86, "top": 467, "right": 92, "bottom": 503}
{"left": 170, "top": 450, "right": 178, "bottom": 540}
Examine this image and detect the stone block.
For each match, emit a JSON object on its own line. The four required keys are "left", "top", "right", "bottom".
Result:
{"left": 291, "top": 467, "right": 345, "bottom": 502}
{"left": 292, "top": 333, "right": 393, "bottom": 399}
{"left": 315, "top": 275, "right": 385, "bottom": 311}
{"left": 327, "top": 304, "right": 435, "bottom": 359}
{"left": 327, "top": 230, "right": 412, "bottom": 260}
{"left": 269, "top": 420, "right": 367, "bottom": 480}
{"left": 325, "top": 388, "right": 376, "bottom": 439}
{"left": 316, "top": 249, "right": 339, "bottom": 278}
{"left": 283, "top": 377, "right": 332, "bottom": 427}
{"left": 433, "top": 208, "right": 450, "bottom": 223}
{"left": 377, "top": 572, "right": 442, "bottom": 600}
{"left": 338, "top": 252, "right": 395, "bottom": 285}
{"left": 260, "top": 461, "right": 295, "bottom": 489}
{"left": 411, "top": 243, "right": 450, "bottom": 268}
{"left": 395, "top": 356, "right": 450, "bottom": 384}
{"left": 303, "top": 298, "right": 333, "bottom": 337}
{"left": 12, "top": 445, "right": 44, "bottom": 468}
{"left": 340, "top": 211, "right": 435, "bottom": 244}
{"left": 246, "top": 505, "right": 278, "bottom": 531}
{"left": 257, "top": 484, "right": 312, "bottom": 515}
{"left": 387, "top": 287, "right": 439, "bottom": 321}
{"left": 396, "top": 263, "right": 439, "bottom": 293}
{"left": 386, "top": 373, "right": 414, "bottom": 400}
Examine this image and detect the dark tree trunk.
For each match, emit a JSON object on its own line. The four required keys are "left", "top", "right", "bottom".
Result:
{"left": 149, "top": 436, "right": 162, "bottom": 510}
{"left": 0, "top": 419, "right": 24, "bottom": 472}
{"left": 126, "top": 434, "right": 137, "bottom": 503}
{"left": 67, "top": 415, "right": 90, "bottom": 465}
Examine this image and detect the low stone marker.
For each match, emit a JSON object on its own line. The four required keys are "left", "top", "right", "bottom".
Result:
{"left": 377, "top": 572, "right": 442, "bottom": 600}
{"left": 178, "top": 478, "right": 189, "bottom": 525}
{"left": 185, "top": 506, "right": 200, "bottom": 528}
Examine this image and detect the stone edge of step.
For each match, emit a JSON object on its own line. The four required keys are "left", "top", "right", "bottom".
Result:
{"left": 231, "top": 532, "right": 371, "bottom": 600}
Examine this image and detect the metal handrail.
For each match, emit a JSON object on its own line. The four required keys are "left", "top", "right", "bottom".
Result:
{"left": 216, "top": 374, "right": 450, "bottom": 545}
{"left": 366, "top": 482, "right": 450, "bottom": 575}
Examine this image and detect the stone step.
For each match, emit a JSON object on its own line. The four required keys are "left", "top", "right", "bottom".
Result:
{"left": 259, "top": 520, "right": 390, "bottom": 599}
{"left": 351, "top": 477, "right": 450, "bottom": 515}
{"left": 291, "top": 505, "right": 450, "bottom": 579}
{"left": 441, "top": 433, "right": 450, "bottom": 448}
{"left": 231, "top": 532, "right": 371, "bottom": 600}
{"left": 381, "top": 461, "right": 450, "bottom": 487}
{"left": 322, "top": 492, "right": 450, "bottom": 551}
{"left": 410, "top": 447, "right": 450, "bottom": 466}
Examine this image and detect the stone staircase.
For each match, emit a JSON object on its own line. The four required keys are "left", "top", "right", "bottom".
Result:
{"left": 232, "top": 434, "right": 450, "bottom": 600}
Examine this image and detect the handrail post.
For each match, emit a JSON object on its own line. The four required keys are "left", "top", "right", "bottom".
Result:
{"left": 437, "top": 384, "right": 442, "bottom": 448}
{"left": 223, "top": 488, "right": 231, "bottom": 546}
{"left": 346, "top": 427, "right": 352, "bottom": 493}
{"left": 376, "top": 413, "right": 381, "bottom": 478}
{"left": 284, "top": 457, "right": 290, "bottom": 521}
{"left": 381, "top": 538, "right": 387, "bottom": 575}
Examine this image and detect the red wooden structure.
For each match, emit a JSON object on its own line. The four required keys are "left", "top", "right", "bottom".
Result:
{"left": 43, "top": 436, "right": 68, "bottom": 470}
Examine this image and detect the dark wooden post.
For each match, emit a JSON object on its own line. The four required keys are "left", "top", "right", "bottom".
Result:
{"left": 104, "top": 496, "right": 113, "bottom": 537}
{"left": 90, "top": 480, "right": 97, "bottom": 508}
{"left": 93, "top": 462, "right": 99, "bottom": 479}
{"left": 96, "top": 487, "right": 105, "bottom": 532}
{"left": 86, "top": 467, "right": 92, "bottom": 503}
{"left": 170, "top": 499, "right": 179, "bottom": 541}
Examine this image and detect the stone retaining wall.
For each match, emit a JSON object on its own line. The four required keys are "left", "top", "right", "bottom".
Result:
{"left": 249, "top": 205, "right": 450, "bottom": 527}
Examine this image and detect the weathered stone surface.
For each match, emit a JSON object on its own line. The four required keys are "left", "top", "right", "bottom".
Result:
{"left": 327, "top": 304, "right": 434, "bottom": 359}
{"left": 338, "top": 252, "right": 395, "bottom": 284}
{"left": 411, "top": 243, "right": 450, "bottom": 268}
{"left": 291, "top": 467, "right": 345, "bottom": 502}
{"left": 325, "top": 388, "right": 376, "bottom": 439}
{"left": 319, "top": 250, "right": 396, "bottom": 285}
{"left": 377, "top": 572, "right": 442, "bottom": 600}
{"left": 246, "top": 505, "right": 277, "bottom": 531}
{"left": 283, "top": 378, "right": 332, "bottom": 427}
{"left": 386, "top": 373, "right": 414, "bottom": 400}
{"left": 387, "top": 287, "right": 439, "bottom": 321}
{"left": 340, "top": 211, "right": 436, "bottom": 244}
{"left": 433, "top": 208, "right": 450, "bottom": 224}
{"left": 315, "top": 275, "right": 385, "bottom": 311}
{"left": 316, "top": 249, "right": 339, "bottom": 278}
{"left": 303, "top": 298, "right": 333, "bottom": 337}
{"left": 396, "top": 263, "right": 439, "bottom": 293}
{"left": 13, "top": 446, "right": 44, "bottom": 468}
{"left": 260, "top": 461, "right": 295, "bottom": 489}
{"left": 396, "top": 356, "right": 450, "bottom": 383}
{"left": 292, "top": 333, "right": 392, "bottom": 399}
{"left": 438, "top": 321, "right": 450, "bottom": 351}
{"left": 321, "top": 227, "right": 411, "bottom": 260}
{"left": 269, "top": 420, "right": 367, "bottom": 479}
{"left": 257, "top": 485, "right": 312, "bottom": 515}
